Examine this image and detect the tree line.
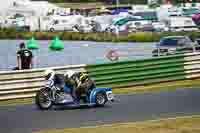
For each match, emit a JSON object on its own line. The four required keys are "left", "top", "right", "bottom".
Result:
{"left": 31, "top": 0, "right": 200, "bottom": 5}
{"left": 32, "top": 0, "right": 147, "bottom": 4}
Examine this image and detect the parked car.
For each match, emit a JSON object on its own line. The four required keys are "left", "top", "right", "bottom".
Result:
{"left": 47, "top": 19, "right": 75, "bottom": 32}
{"left": 167, "top": 17, "right": 199, "bottom": 32}
{"left": 152, "top": 36, "right": 198, "bottom": 57}
{"left": 152, "top": 22, "right": 169, "bottom": 32}
{"left": 128, "top": 19, "right": 151, "bottom": 31}
{"left": 0, "top": 16, "right": 4, "bottom": 28}
{"left": 196, "top": 38, "right": 200, "bottom": 45}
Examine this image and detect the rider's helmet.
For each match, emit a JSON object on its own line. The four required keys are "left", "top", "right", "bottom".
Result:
{"left": 80, "top": 73, "right": 88, "bottom": 82}
{"left": 44, "top": 69, "right": 55, "bottom": 80}
{"left": 64, "top": 70, "right": 76, "bottom": 79}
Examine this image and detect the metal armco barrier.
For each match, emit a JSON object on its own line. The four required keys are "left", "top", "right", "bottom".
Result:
{"left": 0, "top": 64, "right": 86, "bottom": 100}
{"left": 1, "top": 53, "right": 200, "bottom": 101}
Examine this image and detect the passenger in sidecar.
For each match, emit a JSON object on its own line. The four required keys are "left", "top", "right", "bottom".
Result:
{"left": 63, "top": 70, "right": 114, "bottom": 106}
{"left": 63, "top": 71, "right": 95, "bottom": 103}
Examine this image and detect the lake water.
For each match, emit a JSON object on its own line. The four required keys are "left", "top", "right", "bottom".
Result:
{"left": 0, "top": 40, "right": 155, "bottom": 71}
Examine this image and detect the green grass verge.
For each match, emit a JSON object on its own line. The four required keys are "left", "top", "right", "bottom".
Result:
{"left": 0, "top": 98, "right": 34, "bottom": 107}
{"left": 35, "top": 115, "right": 200, "bottom": 133}
{"left": 113, "top": 78, "right": 200, "bottom": 94}
{"left": 1, "top": 78, "right": 200, "bottom": 106}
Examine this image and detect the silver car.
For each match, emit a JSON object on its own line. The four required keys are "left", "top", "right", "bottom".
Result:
{"left": 152, "top": 36, "right": 198, "bottom": 57}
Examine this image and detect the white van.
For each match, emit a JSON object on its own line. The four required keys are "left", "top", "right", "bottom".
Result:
{"left": 47, "top": 15, "right": 93, "bottom": 32}
{"left": 47, "top": 15, "right": 84, "bottom": 32}
{"left": 47, "top": 17, "right": 75, "bottom": 32}
{"left": 167, "top": 16, "right": 199, "bottom": 32}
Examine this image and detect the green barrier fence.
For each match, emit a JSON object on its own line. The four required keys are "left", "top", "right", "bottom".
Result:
{"left": 87, "top": 54, "right": 184, "bottom": 69}
{"left": 86, "top": 54, "right": 186, "bottom": 88}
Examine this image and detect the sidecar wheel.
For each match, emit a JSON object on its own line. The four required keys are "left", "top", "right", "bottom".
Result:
{"left": 95, "top": 92, "right": 106, "bottom": 106}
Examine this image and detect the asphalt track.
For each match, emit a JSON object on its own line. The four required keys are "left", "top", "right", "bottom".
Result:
{"left": 1, "top": 88, "right": 200, "bottom": 133}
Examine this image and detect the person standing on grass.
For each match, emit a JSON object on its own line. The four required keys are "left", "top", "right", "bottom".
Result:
{"left": 16, "top": 42, "right": 33, "bottom": 70}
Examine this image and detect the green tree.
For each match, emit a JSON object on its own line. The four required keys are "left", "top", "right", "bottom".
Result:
{"left": 33, "top": 0, "right": 148, "bottom": 4}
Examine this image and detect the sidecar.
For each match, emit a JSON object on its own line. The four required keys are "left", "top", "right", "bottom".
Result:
{"left": 35, "top": 79, "right": 114, "bottom": 110}
{"left": 60, "top": 87, "right": 114, "bottom": 107}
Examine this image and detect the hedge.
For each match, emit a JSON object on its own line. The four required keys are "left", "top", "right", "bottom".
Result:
{"left": 0, "top": 28, "right": 200, "bottom": 42}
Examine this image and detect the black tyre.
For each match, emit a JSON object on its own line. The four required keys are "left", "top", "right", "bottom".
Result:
{"left": 49, "top": 28, "right": 55, "bottom": 32}
{"left": 95, "top": 92, "right": 106, "bottom": 106}
{"left": 35, "top": 88, "right": 52, "bottom": 110}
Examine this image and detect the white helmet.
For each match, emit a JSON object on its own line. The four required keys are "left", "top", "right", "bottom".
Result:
{"left": 44, "top": 69, "right": 55, "bottom": 80}
{"left": 64, "top": 70, "right": 75, "bottom": 78}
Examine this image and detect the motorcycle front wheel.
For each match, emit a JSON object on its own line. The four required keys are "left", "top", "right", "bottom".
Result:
{"left": 35, "top": 88, "right": 53, "bottom": 110}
